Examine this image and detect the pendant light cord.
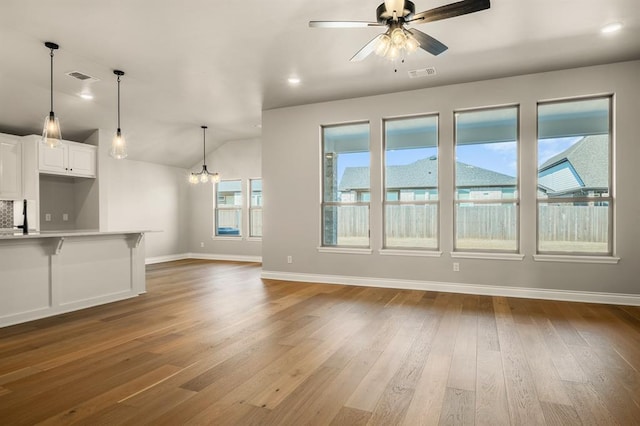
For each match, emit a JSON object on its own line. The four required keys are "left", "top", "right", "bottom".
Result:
{"left": 49, "top": 48, "right": 54, "bottom": 112}
{"left": 202, "top": 127, "right": 207, "bottom": 167}
{"left": 117, "top": 75, "right": 121, "bottom": 130}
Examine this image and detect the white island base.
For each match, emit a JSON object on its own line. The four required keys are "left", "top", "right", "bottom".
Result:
{"left": 0, "top": 231, "right": 147, "bottom": 328}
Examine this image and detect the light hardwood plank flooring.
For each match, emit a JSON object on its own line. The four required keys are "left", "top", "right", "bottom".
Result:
{"left": 1, "top": 259, "right": 640, "bottom": 425}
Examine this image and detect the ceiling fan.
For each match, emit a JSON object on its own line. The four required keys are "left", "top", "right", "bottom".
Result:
{"left": 309, "top": 0, "right": 490, "bottom": 61}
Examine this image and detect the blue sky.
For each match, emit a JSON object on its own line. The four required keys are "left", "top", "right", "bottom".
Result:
{"left": 334, "top": 137, "right": 582, "bottom": 182}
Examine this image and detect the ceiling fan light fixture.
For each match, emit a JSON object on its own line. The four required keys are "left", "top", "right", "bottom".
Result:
{"left": 375, "top": 34, "right": 391, "bottom": 56}
{"left": 404, "top": 31, "right": 420, "bottom": 53}
{"left": 387, "top": 45, "right": 401, "bottom": 60}
{"left": 390, "top": 27, "right": 406, "bottom": 46}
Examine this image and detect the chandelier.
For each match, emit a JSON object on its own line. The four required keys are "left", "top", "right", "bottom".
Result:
{"left": 189, "top": 126, "right": 220, "bottom": 184}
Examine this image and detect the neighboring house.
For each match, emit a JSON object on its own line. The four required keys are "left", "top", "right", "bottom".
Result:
{"left": 338, "top": 156, "right": 517, "bottom": 201}
{"left": 537, "top": 135, "right": 609, "bottom": 198}
{"left": 338, "top": 135, "right": 607, "bottom": 202}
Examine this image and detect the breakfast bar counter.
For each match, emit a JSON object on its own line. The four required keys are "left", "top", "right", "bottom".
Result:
{"left": 0, "top": 230, "right": 148, "bottom": 327}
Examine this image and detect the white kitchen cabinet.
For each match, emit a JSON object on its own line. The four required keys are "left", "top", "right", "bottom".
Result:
{"left": 0, "top": 133, "right": 23, "bottom": 199}
{"left": 39, "top": 139, "right": 96, "bottom": 178}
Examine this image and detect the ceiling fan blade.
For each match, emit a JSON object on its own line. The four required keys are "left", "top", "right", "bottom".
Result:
{"left": 407, "top": 28, "right": 448, "bottom": 56}
{"left": 410, "top": 0, "right": 490, "bottom": 24}
{"left": 309, "top": 20, "right": 384, "bottom": 28}
{"left": 350, "top": 34, "right": 384, "bottom": 62}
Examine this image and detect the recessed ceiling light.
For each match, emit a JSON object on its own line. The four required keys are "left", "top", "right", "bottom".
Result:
{"left": 601, "top": 22, "right": 623, "bottom": 34}
{"left": 79, "top": 93, "right": 94, "bottom": 100}
{"left": 288, "top": 77, "right": 301, "bottom": 85}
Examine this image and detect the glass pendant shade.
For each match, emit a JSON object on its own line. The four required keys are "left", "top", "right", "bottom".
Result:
{"left": 405, "top": 34, "right": 419, "bottom": 53}
{"left": 42, "top": 42, "right": 62, "bottom": 148}
{"left": 375, "top": 34, "right": 391, "bottom": 57}
{"left": 42, "top": 111, "right": 62, "bottom": 148}
{"left": 390, "top": 28, "right": 406, "bottom": 46}
{"left": 110, "top": 128, "right": 128, "bottom": 159}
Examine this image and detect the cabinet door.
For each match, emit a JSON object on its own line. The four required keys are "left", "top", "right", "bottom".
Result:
{"left": 39, "top": 143, "right": 68, "bottom": 175}
{"left": 0, "top": 135, "right": 23, "bottom": 199}
{"left": 67, "top": 144, "right": 96, "bottom": 177}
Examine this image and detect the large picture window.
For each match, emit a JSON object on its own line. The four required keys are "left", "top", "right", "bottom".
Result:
{"left": 454, "top": 106, "right": 519, "bottom": 251}
{"left": 383, "top": 115, "right": 438, "bottom": 249}
{"left": 537, "top": 96, "right": 612, "bottom": 254}
{"left": 322, "top": 122, "right": 370, "bottom": 247}
{"left": 249, "top": 178, "right": 262, "bottom": 238}
{"left": 215, "top": 179, "right": 242, "bottom": 237}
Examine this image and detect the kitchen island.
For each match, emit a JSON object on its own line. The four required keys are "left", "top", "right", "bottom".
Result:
{"left": 0, "top": 230, "right": 148, "bottom": 327}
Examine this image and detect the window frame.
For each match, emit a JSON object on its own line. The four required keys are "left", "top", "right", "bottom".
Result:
{"left": 453, "top": 104, "right": 521, "bottom": 254}
{"left": 248, "top": 178, "right": 263, "bottom": 239}
{"left": 382, "top": 113, "right": 440, "bottom": 251}
{"left": 214, "top": 178, "right": 243, "bottom": 239}
{"left": 535, "top": 95, "right": 614, "bottom": 256}
{"left": 320, "top": 121, "right": 371, "bottom": 249}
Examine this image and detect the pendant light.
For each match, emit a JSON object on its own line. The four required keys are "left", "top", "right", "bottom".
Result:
{"left": 110, "top": 70, "right": 127, "bottom": 159}
{"left": 42, "top": 42, "right": 62, "bottom": 148}
{"left": 189, "top": 126, "right": 220, "bottom": 184}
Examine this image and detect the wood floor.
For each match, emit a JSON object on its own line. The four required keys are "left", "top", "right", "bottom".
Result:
{"left": 1, "top": 260, "right": 639, "bottom": 425}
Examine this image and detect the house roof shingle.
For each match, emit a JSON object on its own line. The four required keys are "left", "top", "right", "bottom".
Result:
{"left": 338, "top": 157, "right": 516, "bottom": 191}
{"left": 539, "top": 135, "right": 609, "bottom": 192}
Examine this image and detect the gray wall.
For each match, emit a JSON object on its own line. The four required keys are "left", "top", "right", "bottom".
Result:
{"left": 105, "top": 157, "right": 189, "bottom": 259}
{"left": 262, "top": 61, "right": 640, "bottom": 295}
{"left": 188, "top": 138, "right": 262, "bottom": 258}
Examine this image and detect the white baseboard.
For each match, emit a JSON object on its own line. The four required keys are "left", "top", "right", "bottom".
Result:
{"left": 145, "top": 253, "right": 190, "bottom": 265}
{"left": 145, "top": 253, "right": 262, "bottom": 265}
{"left": 188, "top": 253, "right": 262, "bottom": 263}
{"left": 260, "top": 270, "right": 640, "bottom": 306}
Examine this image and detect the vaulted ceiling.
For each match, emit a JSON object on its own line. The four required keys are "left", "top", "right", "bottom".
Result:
{"left": 0, "top": 0, "right": 638, "bottom": 168}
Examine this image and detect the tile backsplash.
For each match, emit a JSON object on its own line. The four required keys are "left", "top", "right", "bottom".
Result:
{"left": 0, "top": 200, "right": 14, "bottom": 228}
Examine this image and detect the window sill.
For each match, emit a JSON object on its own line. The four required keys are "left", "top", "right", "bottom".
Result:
{"left": 451, "top": 252, "right": 525, "bottom": 261}
{"left": 379, "top": 249, "right": 443, "bottom": 258}
{"left": 533, "top": 254, "right": 620, "bottom": 264}
{"left": 211, "top": 236, "right": 243, "bottom": 241}
{"left": 317, "top": 247, "right": 373, "bottom": 255}
{"left": 246, "top": 237, "right": 262, "bottom": 242}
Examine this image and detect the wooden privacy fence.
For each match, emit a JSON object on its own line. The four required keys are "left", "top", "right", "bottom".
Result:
{"left": 538, "top": 204, "right": 608, "bottom": 242}
{"left": 336, "top": 204, "right": 608, "bottom": 242}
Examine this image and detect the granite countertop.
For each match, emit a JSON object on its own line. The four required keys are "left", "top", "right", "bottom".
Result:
{"left": 0, "top": 230, "right": 153, "bottom": 240}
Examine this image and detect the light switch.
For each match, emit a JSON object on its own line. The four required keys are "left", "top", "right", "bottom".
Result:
{"left": 63, "top": 213, "right": 69, "bottom": 221}
{"left": 45, "top": 213, "right": 51, "bottom": 222}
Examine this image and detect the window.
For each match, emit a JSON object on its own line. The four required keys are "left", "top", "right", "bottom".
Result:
{"left": 249, "top": 178, "right": 262, "bottom": 238}
{"left": 537, "top": 96, "right": 612, "bottom": 254}
{"left": 322, "top": 122, "right": 370, "bottom": 247}
{"left": 454, "top": 106, "right": 519, "bottom": 251}
{"left": 215, "top": 179, "right": 242, "bottom": 237}
{"left": 383, "top": 115, "right": 438, "bottom": 249}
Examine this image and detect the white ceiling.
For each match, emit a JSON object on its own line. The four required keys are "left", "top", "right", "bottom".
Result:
{"left": 0, "top": 0, "right": 638, "bottom": 168}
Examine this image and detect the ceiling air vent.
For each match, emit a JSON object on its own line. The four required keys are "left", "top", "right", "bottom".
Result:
{"left": 408, "top": 67, "right": 437, "bottom": 79}
{"left": 66, "top": 71, "right": 100, "bottom": 83}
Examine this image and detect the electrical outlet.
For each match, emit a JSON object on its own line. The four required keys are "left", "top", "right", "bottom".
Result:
{"left": 453, "top": 262, "right": 460, "bottom": 272}
{"left": 45, "top": 213, "right": 51, "bottom": 222}
{"left": 200, "top": 242, "right": 204, "bottom": 248}
{"left": 62, "top": 213, "right": 69, "bottom": 221}
{"left": 287, "top": 255, "right": 293, "bottom": 264}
